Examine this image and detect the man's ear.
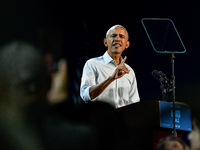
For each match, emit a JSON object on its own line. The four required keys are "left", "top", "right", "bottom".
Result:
{"left": 103, "top": 38, "right": 108, "bottom": 47}
{"left": 126, "top": 41, "right": 130, "bottom": 49}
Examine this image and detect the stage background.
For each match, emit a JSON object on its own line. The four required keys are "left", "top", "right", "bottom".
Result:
{"left": 0, "top": 0, "right": 200, "bottom": 106}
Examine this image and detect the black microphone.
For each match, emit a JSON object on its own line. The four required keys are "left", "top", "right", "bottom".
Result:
{"left": 159, "top": 71, "right": 172, "bottom": 85}
{"left": 152, "top": 70, "right": 161, "bottom": 80}
{"left": 152, "top": 70, "right": 172, "bottom": 85}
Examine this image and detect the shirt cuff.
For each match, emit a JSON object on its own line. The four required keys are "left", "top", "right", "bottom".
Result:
{"left": 85, "top": 86, "right": 98, "bottom": 102}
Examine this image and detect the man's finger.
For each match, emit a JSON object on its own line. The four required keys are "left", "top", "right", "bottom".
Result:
{"left": 121, "top": 56, "right": 127, "bottom": 65}
{"left": 123, "top": 66, "right": 130, "bottom": 73}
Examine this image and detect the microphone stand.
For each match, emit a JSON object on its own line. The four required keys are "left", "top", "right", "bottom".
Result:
{"left": 160, "top": 82, "right": 171, "bottom": 101}
{"left": 161, "top": 84, "right": 167, "bottom": 101}
{"left": 170, "top": 52, "right": 177, "bottom": 137}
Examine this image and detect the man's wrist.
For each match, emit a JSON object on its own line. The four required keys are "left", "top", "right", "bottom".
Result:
{"left": 108, "top": 76, "right": 115, "bottom": 82}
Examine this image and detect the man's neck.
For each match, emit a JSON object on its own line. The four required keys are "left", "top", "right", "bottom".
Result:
{"left": 107, "top": 50, "right": 122, "bottom": 65}
{"left": 113, "top": 55, "right": 121, "bottom": 65}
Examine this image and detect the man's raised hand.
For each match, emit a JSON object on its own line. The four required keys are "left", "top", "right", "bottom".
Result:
{"left": 111, "top": 56, "right": 130, "bottom": 79}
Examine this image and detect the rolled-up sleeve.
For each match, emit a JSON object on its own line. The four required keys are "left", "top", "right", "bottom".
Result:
{"left": 80, "top": 60, "right": 97, "bottom": 102}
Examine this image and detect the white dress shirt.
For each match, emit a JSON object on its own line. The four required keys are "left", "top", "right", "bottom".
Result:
{"left": 80, "top": 51, "right": 140, "bottom": 108}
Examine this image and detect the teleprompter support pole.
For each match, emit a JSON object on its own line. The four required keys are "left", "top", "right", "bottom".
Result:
{"left": 171, "top": 53, "right": 177, "bottom": 137}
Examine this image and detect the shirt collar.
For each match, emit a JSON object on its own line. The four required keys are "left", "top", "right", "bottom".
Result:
{"left": 103, "top": 51, "right": 123, "bottom": 65}
{"left": 103, "top": 51, "right": 113, "bottom": 65}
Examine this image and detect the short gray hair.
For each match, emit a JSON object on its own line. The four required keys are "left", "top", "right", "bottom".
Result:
{"left": 105, "top": 24, "right": 129, "bottom": 40}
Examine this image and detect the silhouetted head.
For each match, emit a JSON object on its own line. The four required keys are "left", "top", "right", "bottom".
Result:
{"left": 0, "top": 40, "right": 50, "bottom": 108}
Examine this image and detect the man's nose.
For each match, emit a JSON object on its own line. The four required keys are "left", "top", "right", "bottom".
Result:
{"left": 114, "top": 35, "right": 121, "bottom": 40}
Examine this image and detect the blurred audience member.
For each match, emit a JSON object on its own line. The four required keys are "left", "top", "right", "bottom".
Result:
{"left": 47, "top": 59, "right": 68, "bottom": 104}
{"left": 0, "top": 40, "right": 47, "bottom": 150}
{"left": 156, "top": 135, "right": 189, "bottom": 150}
{"left": 188, "top": 118, "right": 200, "bottom": 150}
{"left": 0, "top": 40, "right": 133, "bottom": 150}
{"left": 78, "top": 101, "right": 131, "bottom": 150}
{"left": 187, "top": 102, "right": 200, "bottom": 150}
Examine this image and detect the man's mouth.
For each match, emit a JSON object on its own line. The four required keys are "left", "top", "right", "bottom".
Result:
{"left": 113, "top": 43, "right": 122, "bottom": 47}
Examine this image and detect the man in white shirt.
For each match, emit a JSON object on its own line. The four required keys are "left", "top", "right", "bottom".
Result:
{"left": 80, "top": 25, "right": 140, "bottom": 108}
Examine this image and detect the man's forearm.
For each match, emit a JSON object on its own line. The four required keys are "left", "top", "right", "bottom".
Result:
{"left": 89, "top": 76, "right": 115, "bottom": 100}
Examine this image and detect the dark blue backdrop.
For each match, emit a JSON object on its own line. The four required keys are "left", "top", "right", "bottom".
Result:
{"left": 0, "top": 0, "right": 200, "bottom": 106}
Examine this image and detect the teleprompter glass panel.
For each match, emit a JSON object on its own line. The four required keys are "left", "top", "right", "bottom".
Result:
{"left": 141, "top": 18, "right": 186, "bottom": 53}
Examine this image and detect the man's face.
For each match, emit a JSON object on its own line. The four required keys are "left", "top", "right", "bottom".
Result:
{"left": 104, "top": 27, "right": 130, "bottom": 55}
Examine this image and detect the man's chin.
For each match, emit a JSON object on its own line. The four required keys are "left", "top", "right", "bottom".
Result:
{"left": 112, "top": 47, "right": 124, "bottom": 53}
